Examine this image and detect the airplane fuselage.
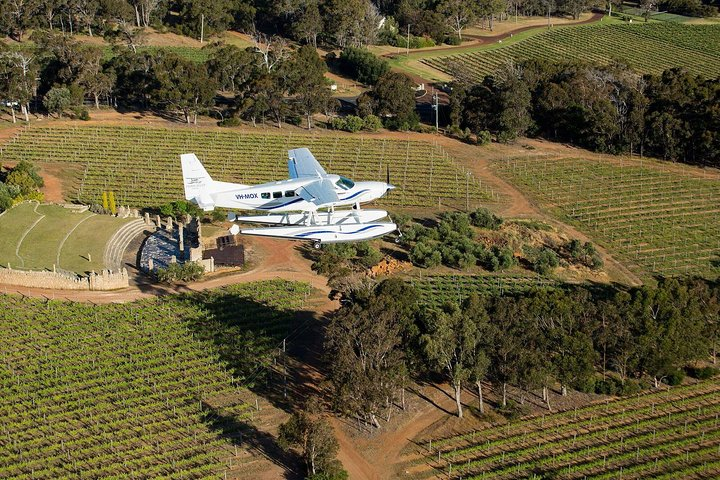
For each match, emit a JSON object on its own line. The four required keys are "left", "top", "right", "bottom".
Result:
{"left": 211, "top": 175, "right": 390, "bottom": 212}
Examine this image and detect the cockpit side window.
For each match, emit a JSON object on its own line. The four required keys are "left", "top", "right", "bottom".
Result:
{"left": 335, "top": 176, "right": 355, "bottom": 190}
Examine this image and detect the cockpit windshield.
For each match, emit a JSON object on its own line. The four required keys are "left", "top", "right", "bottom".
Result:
{"left": 335, "top": 176, "right": 355, "bottom": 191}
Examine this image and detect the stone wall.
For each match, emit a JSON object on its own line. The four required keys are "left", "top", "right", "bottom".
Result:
{"left": 0, "top": 267, "right": 129, "bottom": 291}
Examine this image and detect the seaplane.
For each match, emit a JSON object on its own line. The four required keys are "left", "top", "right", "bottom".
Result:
{"left": 180, "top": 148, "right": 399, "bottom": 248}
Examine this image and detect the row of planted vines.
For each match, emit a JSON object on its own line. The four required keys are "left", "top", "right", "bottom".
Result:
{"left": 0, "top": 280, "right": 310, "bottom": 479}
{"left": 0, "top": 125, "right": 495, "bottom": 209}
{"left": 409, "top": 274, "right": 558, "bottom": 306}
{"left": 493, "top": 155, "right": 720, "bottom": 280}
{"left": 422, "top": 23, "right": 720, "bottom": 82}
{"left": 404, "top": 381, "right": 720, "bottom": 479}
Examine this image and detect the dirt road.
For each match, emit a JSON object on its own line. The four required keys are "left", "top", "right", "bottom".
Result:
{"left": 383, "top": 13, "right": 604, "bottom": 60}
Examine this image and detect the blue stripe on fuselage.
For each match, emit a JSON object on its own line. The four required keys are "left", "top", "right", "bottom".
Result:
{"left": 339, "top": 189, "right": 369, "bottom": 201}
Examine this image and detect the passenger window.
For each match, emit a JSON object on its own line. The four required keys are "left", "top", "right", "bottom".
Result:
{"left": 261, "top": 192, "right": 270, "bottom": 199}
{"left": 285, "top": 190, "right": 295, "bottom": 197}
{"left": 273, "top": 191, "right": 282, "bottom": 199}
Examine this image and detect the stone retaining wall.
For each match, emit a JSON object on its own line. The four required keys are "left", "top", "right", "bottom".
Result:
{"left": 0, "top": 267, "right": 129, "bottom": 291}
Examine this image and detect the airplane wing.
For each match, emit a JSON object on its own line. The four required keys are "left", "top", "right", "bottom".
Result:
{"left": 298, "top": 178, "right": 339, "bottom": 206}
{"left": 288, "top": 148, "right": 327, "bottom": 178}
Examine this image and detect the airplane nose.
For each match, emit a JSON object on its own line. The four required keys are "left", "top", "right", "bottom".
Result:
{"left": 387, "top": 184, "right": 396, "bottom": 191}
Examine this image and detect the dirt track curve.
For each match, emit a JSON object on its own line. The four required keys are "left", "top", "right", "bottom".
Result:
{"left": 383, "top": 12, "right": 603, "bottom": 60}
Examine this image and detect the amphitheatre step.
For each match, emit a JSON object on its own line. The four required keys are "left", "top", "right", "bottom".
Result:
{"left": 103, "top": 219, "right": 151, "bottom": 271}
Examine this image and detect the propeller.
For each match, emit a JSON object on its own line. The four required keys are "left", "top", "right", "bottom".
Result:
{"left": 386, "top": 165, "right": 396, "bottom": 192}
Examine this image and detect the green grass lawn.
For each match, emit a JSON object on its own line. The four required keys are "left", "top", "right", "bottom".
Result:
{"left": 17, "top": 204, "right": 93, "bottom": 270}
{"left": 0, "top": 202, "right": 133, "bottom": 274}
{"left": 0, "top": 202, "right": 43, "bottom": 269}
{"left": 59, "top": 213, "right": 135, "bottom": 274}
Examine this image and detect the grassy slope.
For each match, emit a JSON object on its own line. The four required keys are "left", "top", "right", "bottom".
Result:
{"left": 0, "top": 203, "right": 133, "bottom": 273}
{"left": 16, "top": 204, "right": 93, "bottom": 270}
{"left": 0, "top": 202, "right": 42, "bottom": 268}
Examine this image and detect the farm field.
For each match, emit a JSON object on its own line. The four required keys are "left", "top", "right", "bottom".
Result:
{"left": 409, "top": 274, "right": 558, "bottom": 306}
{"left": 0, "top": 125, "right": 495, "bottom": 210}
{"left": 0, "top": 280, "right": 310, "bottom": 479}
{"left": 421, "top": 23, "right": 720, "bottom": 81}
{"left": 0, "top": 202, "right": 135, "bottom": 274}
{"left": 403, "top": 380, "right": 720, "bottom": 479}
{"left": 493, "top": 156, "right": 720, "bottom": 280}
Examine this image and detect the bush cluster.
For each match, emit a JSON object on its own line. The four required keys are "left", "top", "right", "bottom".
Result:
{"left": 155, "top": 262, "right": 205, "bottom": 283}
{"left": 337, "top": 47, "right": 390, "bottom": 85}
{"left": 311, "top": 241, "right": 383, "bottom": 277}
{"left": 407, "top": 211, "right": 516, "bottom": 271}
{"left": 330, "top": 114, "right": 382, "bottom": 132}
{"left": 0, "top": 160, "right": 45, "bottom": 213}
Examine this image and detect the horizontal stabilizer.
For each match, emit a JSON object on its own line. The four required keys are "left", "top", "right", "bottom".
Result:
{"left": 195, "top": 192, "right": 215, "bottom": 211}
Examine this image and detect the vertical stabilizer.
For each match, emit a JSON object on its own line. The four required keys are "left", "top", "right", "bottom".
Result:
{"left": 180, "top": 153, "right": 216, "bottom": 210}
{"left": 181, "top": 153, "right": 212, "bottom": 200}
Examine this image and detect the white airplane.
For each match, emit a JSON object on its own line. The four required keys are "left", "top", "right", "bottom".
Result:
{"left": 180, "top": 148, "right": 399, "bottom": 247}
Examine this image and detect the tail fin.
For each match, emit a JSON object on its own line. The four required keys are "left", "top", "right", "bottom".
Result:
{"left": 180, "top": 153, "right": 215, "bottom": 210}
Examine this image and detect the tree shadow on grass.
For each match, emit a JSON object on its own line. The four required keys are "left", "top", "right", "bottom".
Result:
{"left": 183, "top": 290, "right": 333, "bottom": 413}
{"left": 203, "top": 403, "right": 302, "bottom": 479}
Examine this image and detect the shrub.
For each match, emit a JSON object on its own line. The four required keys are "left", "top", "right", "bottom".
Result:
{"left": 492, "top": 246, "right": 516, "bottom": 270}
{"left": 469, "top": 208, "right": 503, "bottom": 230}
{"left": 438, "top": 212, "right": 474, "bottom": 238}
{"left": 211, "top": 209, "right": 226, "bottom": 222}
{"left": 155, "top": 262, "right": 205, "bottom": 283}
{"left": 286, "top": 115, "right": 302, "bottom": 126}
{"left": 71, "top": 107, "right": 90, "bottom": 120}
{"left": 330, "top": 117, "right": 346, "bottom": 130}
{"left": 362, "top": 114, "right": 382, "bottom": 132}
{"left": 686, "top": 366, "right": 720, "bottom": 379}
{"left": 444, "top": 34, "right": 462, "bottom": 46}
{"left": 338, "top": 47, "right": 390, "bottom": 85}
{"left": 567, "top": 239, "right": 603, "bottom": 270}
{"left": 396, "top": 34, "right": 436, "bottom": 49}
{"left": 218, "top": 117, "right": 241, "bottom": 127}
{"left": 476, "top": 129, "right": 492, "bottom": 145}
{"left": 594, "top": 376, "right": 641, "bottom": 395}
{"left": 6, "top": 170, "right": 40, "bottom": 195}
{"left": 410, "top": 240, "right": 442, "bottom": 268}
{"left": 525, "top": 246, "right": 559, "bottom": 275}
{"left": 355, "top": 242, "right": 383, "bottom": 268}
{"left": 497, "top": 400, "right": 530, "bottom": 420}
{"left": 344, "top": 115, "right": 364, "bottom": 133}
{"left": 384, "top": 112, "right": 420, "bottom": 131}
{"left": 620, "top": 379, "right": 641, "bottom": 395}
{"left": 664, "top": 369, "right": 685, "bottom": 386}
{"left": 0, "top": 183, "right": 14, "bottom": 212}
{"left": 594, "top": 378, "right": 618, "bottom": 395}
{"left": 159, "top": 200, "right": 202, "bottom": 219}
